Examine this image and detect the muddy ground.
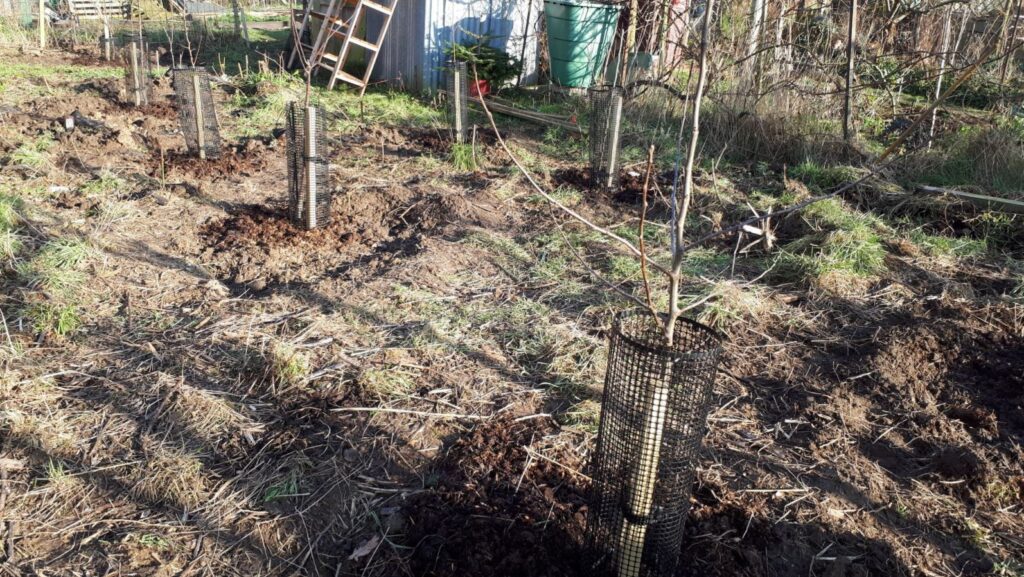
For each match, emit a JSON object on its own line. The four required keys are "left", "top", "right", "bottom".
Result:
{"left": 0, "top": 45, "right": 1022, "bottom": 577}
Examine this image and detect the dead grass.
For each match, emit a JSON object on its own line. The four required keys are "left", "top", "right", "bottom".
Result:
{"left": 898, "top": 125, "right": 1024, "bottom": 196}
{"left": 128, "top": 440, "right": 209, "bottom": 509}
{"left": 264, "top": 341, "right": 310, "bottom": 388}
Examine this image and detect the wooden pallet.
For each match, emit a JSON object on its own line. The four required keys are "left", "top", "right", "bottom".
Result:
{"left": 67, "top": 0, "right": 129, "bottom": 19}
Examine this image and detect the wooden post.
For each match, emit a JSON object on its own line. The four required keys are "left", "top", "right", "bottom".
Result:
{"left": 38, "top": 0, "right": 45, "bottom": 49}
{"left": 454, "top": 66, "right": 464, "bottom": 144}
{"left": 130, "top": 40, "right": 141, "bottom": 107}
{"left": 843, "top": 0, "right": 857, "bottom": 141}
{"left": 617, "top": 382, "right": 670, "bottom": 577}
{"left": 193, "top": 73, "right": 206, "bottom": 160}
{"left": 605, "top": 91, "right": 623, "bottom": 190}
{"left": 305, "top": 106, "right": 317, "bottom": 230}
{"left": 103, "top": 21, "right": 111, "bottom": 61}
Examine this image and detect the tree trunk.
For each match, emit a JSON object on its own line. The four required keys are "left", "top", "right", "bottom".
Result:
{"left": 843, "top": 0, "right": 858, "bottom": 142}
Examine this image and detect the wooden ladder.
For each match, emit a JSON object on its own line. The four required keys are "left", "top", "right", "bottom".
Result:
{"left": 287, "top": 0, "right": 347, "bottom": 70}
{"left": 317, "top": 0, "right": 397, "bottom": 94}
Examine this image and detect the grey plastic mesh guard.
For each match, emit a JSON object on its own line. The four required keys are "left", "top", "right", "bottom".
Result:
{"left": 173, "top": 68, "right": 221, "bottom": 159}
{"left": 589, "top": 85, "right": 624, "bottom": 192}
{"left": 121, "top": 32, "right": 151, "bottom": 106}
{"left": 586, "top": 311, "right": 723, "bottom": 577}
{"left": 448, "top": 60, "right": 469, "bottom": 144}
{"left": 286, "top": 102, "right": 330, "bottom": 230}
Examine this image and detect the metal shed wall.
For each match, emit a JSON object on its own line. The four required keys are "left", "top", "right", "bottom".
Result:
{"left": 370, "top": 0, "right": 541, "bottom": 92}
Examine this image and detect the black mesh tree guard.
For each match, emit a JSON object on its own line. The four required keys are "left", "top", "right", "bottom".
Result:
{"left": 586, "top": 311, "right": 723, "bottom": 577}
{"left": 121, "top": 32, "right": 151, "bottom": 107}
{"left": 448, "top": 60, "right": 469, "bottom": 144}
{"left": 173, "top": 67, "right": 221, "bottom": 159}
{"left": 286, "top": 102, "right": 330, "bottom": 230}
{"left": 589, "top": 85, "right": 624, "bottom": 192}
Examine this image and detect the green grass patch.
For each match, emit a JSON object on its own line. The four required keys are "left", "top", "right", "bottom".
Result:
{"left": 7, "top": 134, "right": 54, "bottom": 170}
{"left": 789, "top": 161, "right": 858, "bottom": 192}
{"left": 801, "top": 198, "right": 883, "bottom": 232}
{"left": 0, "top": 230, "right": 23, "bottom": 260}
{"left": 683, "top": 247, "right": 732, "bottom": 277}
{"left": 772, "top": 200, "right": 890, "bottom": 284}
{"left": 16, "top": 237, "right": 93, "bottom": 296}
{"left": 0, "top": 62, "right": 123, "bottom": 82}
{"left": 80, "top": 171, "right": 126, "bottom": 197}
{"left": 267, "top": 342, "right": 309, "bottom": 386}
{"left": 449, "top": 142, "right": 477, "bottom": 171}
{"left": 907, "top": 229, "right": 988, "bottom": 259}
{"left": 774, "top": 226, "right": 887, "bottom": 283}
{"left": 0, "top": 193, "right": 23, "bottom": 231}
{"left": 263, "top": 471, "right": 300, "bottom": 503}
{"left": 539, "top": 126, "right": 585, "bottom": 159}
{"left": 22, "top": 302, "right": 82, "bottom": 336}
{"left": 358, "top": 366, "right": 415, "bottom": 399}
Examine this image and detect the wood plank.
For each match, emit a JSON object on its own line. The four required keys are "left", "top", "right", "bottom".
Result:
{"left": 347, "top": 37, "right": 378, "bottom": 51}
{"left": 361, "top": 0, "right": 391, "bottom": 14}
{"left": 918, "top": 185, "right": 1024, "bottom": 215}
{"left": 333, "top": 69, "right": 365, "bottom": 87}
{"left": 465, "top": 95, "right": 585, "bottom": 134}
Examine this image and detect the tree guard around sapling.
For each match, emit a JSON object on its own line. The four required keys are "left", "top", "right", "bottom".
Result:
{"left": 586, "top": 310, "right": 723, "bottom": 577}
{"left": 121, "top": 32, "right": 151, "bottom": 107}
{"left": 173, "top": 67, "right": 221, "bottom": 160}
{"left": 286, "top": 102, "right": 331, "bottom": 230}
{"left": 589, "top": 85, "right": 624, "bottom": 192}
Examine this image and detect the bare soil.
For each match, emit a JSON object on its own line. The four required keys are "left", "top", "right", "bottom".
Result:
{"left": 0, "top": 46, "right": 1021, "bottom": 577}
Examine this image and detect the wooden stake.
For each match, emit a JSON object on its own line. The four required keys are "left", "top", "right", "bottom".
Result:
{"left": 454, "top": 66, "right": 464, "bottom": 144}
{"left": 38, "top": 0, "right": 45, "bottom": 49}
{"left": 605, "top": 91, "right": 623, "bottom": 190}
{"left": 305, "top": 106, "right": 317, "bottom": 230}
{"left": 130, "top": 41, "right": 141, "bottom": 107}
{"left": 193, "top": 73, "right": 206, "bottom": 160}
{"left": 103, "top": 21, "right": 111, "bottom": 60}
{"left": 617, "top": 381, "right": 670, "bottom": 577}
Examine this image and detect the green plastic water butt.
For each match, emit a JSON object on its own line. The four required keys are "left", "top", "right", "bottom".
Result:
{"left": 543, "top": 0, "right": 622, "bottom": 88}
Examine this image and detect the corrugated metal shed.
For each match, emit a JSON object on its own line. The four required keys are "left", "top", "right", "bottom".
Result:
{"left": 369, "top": 0, "right": 541, "bottom": 92}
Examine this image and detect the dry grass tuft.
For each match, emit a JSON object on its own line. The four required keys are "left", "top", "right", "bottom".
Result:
{"left": 265, "top": 341, "right": 310, "bottom": 388}
{"left": 128, "top": 441, "right": 209, "bottom": 509}
{"left": 161, "top": 375, "right": 264, "bottom": 448}
{"left": 1, "top": 409, "right": 81, "bottom": 460}
{"left": 695, "top": 280, "right": 772, "bottom": 332}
